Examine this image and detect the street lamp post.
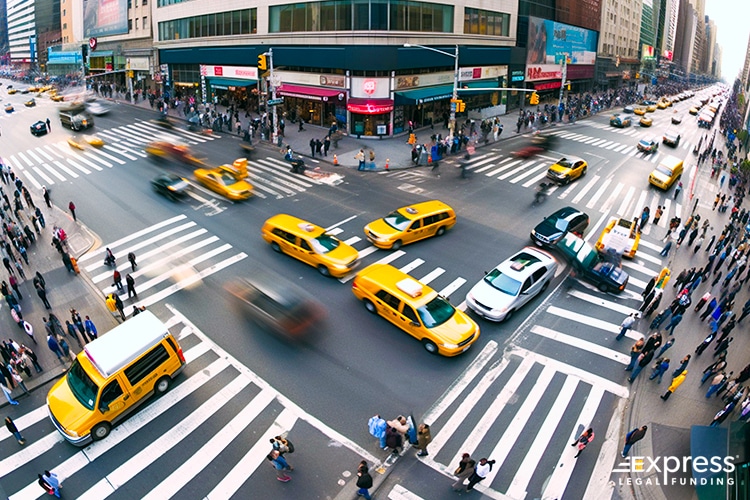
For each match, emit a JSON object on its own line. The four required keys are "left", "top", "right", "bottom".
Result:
{"left": 403, "top": 43, "right": 459, "bottom": 138}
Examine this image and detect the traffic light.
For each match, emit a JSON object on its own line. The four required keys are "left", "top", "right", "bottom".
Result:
{"left": 635, "top": 72, "right": 640, "bottom": 79}
{"left": 458, "top": 100, "right": 465, "bottom": 112}
{"left": 530, "top": 92, "right": 539, "bottom": 105}
{"left": 257, "top": 54, "right": 267, "bottom": 71}
{"left": 566, "top": 82, "right": 571, "bottom": 90}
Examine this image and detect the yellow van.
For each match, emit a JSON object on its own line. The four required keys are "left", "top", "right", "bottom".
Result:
{"left": 364, "top": 200, "right": 456, "bottom": 250}
{"left": 649, "top": 155, "right": 684, "bottom": 190}
{"left": 46, "top": 311, "right": 185, "bottom": 446}
{"left": 352, "top": 263, "right": 479, "bottom": 356}
{"left": 261, "top": 214, "right": 360, "bottom": 277}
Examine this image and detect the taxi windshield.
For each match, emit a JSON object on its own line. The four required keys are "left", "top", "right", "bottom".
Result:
{"left": 556, "top": 159, "right": 572, "bottom": 168}
{"left": 383, "top": 210, "right": 411, "bottom": 231}
{"left": 66, "top": 359, "right": 99, "bottom": 411}
{"left": 310, "top": 233, "right": 340, "bottom": 254}
{"left": 484, "top": 269, "right": 522, "bottom": 295}
{"left": 417, "top": 296, "right": 456, "bottom": 328}
{"left": 654, "top": 165, "right": 673, "bottom": 177}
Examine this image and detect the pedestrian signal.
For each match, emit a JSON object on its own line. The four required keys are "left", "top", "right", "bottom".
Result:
{"left": 458, "top": 100, "right": 466, "bottom": 112}
{"left": 257, "top": 54, "right": 268, "bottom": 71}
{"left": 530, "top": 92, "right": 539, "bottom": 105}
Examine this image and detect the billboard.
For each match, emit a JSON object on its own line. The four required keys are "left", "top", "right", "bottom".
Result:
{"left": 84, "top": 0, "right": 129, "bottom": 37}
{"left": 642, "top": 44, "right": 655, "bottom": 59}
{"left": 526, "top": 17, "right": 598, "bottom": 81}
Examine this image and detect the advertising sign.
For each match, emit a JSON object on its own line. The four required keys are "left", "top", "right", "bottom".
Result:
{"left": 84, "top": 0, "right": 129, "bottom": 37}
{"left": 350, "top": 77, "right": 390, "bottom": 99}
{"left": 526, "top": 16, "right": 598, "bottom": 81}
{"left": 47, "top": 49, "right": 83, "bottom": 65}
{"left": 199, "top": 65, "right": 258, "bottom": 80}
{"left": 642, "top": 44, "right": 655, "bottom": 59}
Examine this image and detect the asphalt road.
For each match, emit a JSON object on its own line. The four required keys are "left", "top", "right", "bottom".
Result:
{"left": 0, "top": 81, "right": 713, "bottom": 499}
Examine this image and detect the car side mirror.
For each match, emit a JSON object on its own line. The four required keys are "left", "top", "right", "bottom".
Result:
{"left": 410, "top": 321, "right": 420, "bottom": 327}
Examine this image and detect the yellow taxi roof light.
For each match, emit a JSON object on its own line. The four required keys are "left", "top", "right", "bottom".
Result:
{"left": 299, "top": 223, "right": 315, "bottom": 232}
{"left": 396, "top": 278, "right": 423, "bottom": 298}
{"left": 405, "top": 207, "right": 419, "bottom": 215}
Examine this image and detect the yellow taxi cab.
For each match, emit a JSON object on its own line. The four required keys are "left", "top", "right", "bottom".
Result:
{"left": 595, "top": 217, "right": 640, "bottom": 258}
{"left": 546, "top": 157, "right": 587, "bottom": 185}
{"left": 261, "top": 214, "right": 360, "bottom": 277}
{"left": 633, "top": 107, "right": 647, "bottom": 115}
{"left": 51, "top": 94, "right": 65, "bottom": 102}
{"left": 657, "top": 100, "right": 669, "bottom": 109}
{"left": 352, "top": 263, "right": 479, "bottom": 356}
{"left": 639, "top": 116, "right": 653, "bottom": 127}
{"left": 46, "top": 311, "right": 185, "bottom": 445}
{"left": 194, "top": 158, "right": 252, "bottom": 200}
{"left": 26, "top": 85, "right": 39, "bottom": 92}
{"left": 689, "top": 106, "right": 699, "bottom": 115}
{"left": 7, "top": 89, "right": 17, "bottom": 95}
{"left": 84, "top": 135, "right": 104, "bottom": 147}
{"left": 24, "top": 98, "right": 36, "bottom": 107}
{"left": 649, "top": 155, "right": 684, "bottom": 190}
{"left": 646, "top": 104, "right": 658, "bottom": 112}
{"left": 364, "top": 200, "right": 456, "bottom": 250}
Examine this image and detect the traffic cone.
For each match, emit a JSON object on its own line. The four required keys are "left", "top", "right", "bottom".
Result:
{"left": 70, "top": 256, "right": 80, "bottom": 274}
{"left": 333, "top": 154, "right": 338, "bottom": 166}
{"left": 427, "top": 154, "right": 432, "bottom": 164}
{"left": 385, "top": 158, "right": 390, "bottom": 170}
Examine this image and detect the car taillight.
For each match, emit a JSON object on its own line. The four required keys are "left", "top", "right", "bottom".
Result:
{"left": 352, "top": 281, "right": 358, "bottom": 290}
{"left": 177, "top": 347, "right": 185, "bottom": 364}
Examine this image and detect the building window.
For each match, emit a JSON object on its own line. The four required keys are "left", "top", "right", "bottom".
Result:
{"left": 63, "top": 9, "right": 66, "bottom": 15}
{"left": 143, "top": 0, "right": 147, "bottom": 4}
{"left": 464, "top": 8, "right": 510, "bottom": 36}
{"left": 128, "top": 19, "right": 132, "bottom": 30}
{"left": 158, "top": 9, "right": 257, "bottom": 40}
{"left": 143, "top": 16, "right": 148, "bottom": 30}
{"left": 136, "top": 18, "right": 139, "bottom": 29}
{"left": 63, "top": 23, "right": 67, "bottom": 29}
{"left": 269, "top": 0, "right": 452, "bottom": 33}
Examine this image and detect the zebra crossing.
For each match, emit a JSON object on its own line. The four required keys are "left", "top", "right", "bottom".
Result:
{"left": 544, "top": 127, "right": 694, "bottom": 160}
{"left": 77, "top": 214, "right": 247, "bottom": 314}
{"left": 0, "top": 307, "right": 376, "bottom": 499}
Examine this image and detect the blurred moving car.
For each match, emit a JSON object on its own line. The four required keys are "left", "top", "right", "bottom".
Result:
{"left": 633, "top": 107, "right": 647, "bottom": 115}
{"left": 364, "top": 200, "right": 456, "bottom": 250}
{"left": 530, "top": 206, "right": 589, "bottom": 247}
{"left": 84, "top": 136, "right": 104, "bottom": 147}
{"left": 24, "top": 98, "right": 36, "bottom": 107}
{"left": 637, "top": 138, "right": 659, "bottom": 154}
{"left": 555, "top": 232, "right": 629, "bottom": 293}
{"left": 623, "top": 105, "right": 634, "bottom": 113}
{"left": 261, "top": 214, "right": 360, "bottom": 277}
{"left": 594, "top": 217, "right": 640, "bottom": 259}
{"left": 30, "top": 121, "right": 48, "bottom": 136}
{"left": 649, "top": 155, "right": 684, "bottom": 190}
{"left": 7, "top": 89, "right": 17, "bottom": 95}
{"left": 4, "top": 103, "right": 13, "bottom": 113}
{"left": 225, "top": 275, "right": 326, "bottom": 339}
{"left": 689, "top": 106, "right": 699, "bottom": 115}
{"left": 610, "top": 114, "right": 632, "bottom": 127}
{"left": 194, "top": 158, "right": 253, "bottom": 200}
{"left": 465, "top": 246, "right": 557, "bottom": 322}
{"left": 86, "top": 101, "right": 112, "bottom": 116}
{"left": 546, "top": 157, "right": 587, "bottom": 184}
{"left": 639, "top": 116, "right": 653, "bottom": 127}
{"left": 146, "top": 140, "right": 205, "bottom": 168}
{"left": 151, "top": 173, "right": 190, "bottom": 201}
{"left": 646, "top": 104, "right": 658, "bottom": 112}
{"left": 662, "top": 131, "right": 681, "bottom": 147}
{"left": 671, "top": 114, "right": 683, "bottom": 124}
{"left": 51, "top": 94, "right": 65, "bottom": 102}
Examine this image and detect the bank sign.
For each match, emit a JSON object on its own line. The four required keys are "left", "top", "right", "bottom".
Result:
{"left": 199, "top": 65, "right": 258, "bottom": 80}
{"left": 526, "top": 16, "right": 598, "bottom": 81}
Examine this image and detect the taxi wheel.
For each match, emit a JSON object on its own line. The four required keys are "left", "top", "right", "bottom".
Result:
{"left": 581, "top": 167, "right": 587, "bottom": 176}
{"left": 363, "top": 299, "right": 377, "bottom": 314}
{"left": 92, "top": 422, "right": 111, "bottom": 441}
{"left": 271, "top": 242, "right": 282, "bottom": 253}
{"left": 391, "top": 240, "right": 402, "bottom": 250}
{"left": 422, "top": 339, "right": 438, "bottom": 354}
{"left": 155, "top": 376, "right": 171, "bottom": 395}
{"left": 436, "top": 227, "right": 446, "bottom": 237}
{"left": 318, "top": 265, "right": 331, "bottom": 277}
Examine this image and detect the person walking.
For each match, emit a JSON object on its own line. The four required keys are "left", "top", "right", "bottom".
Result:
{"left": 368, "top": 414, "right": 387, "bottom": 449}
{"left": 706, "top": 371, "right": 728, "bottom": 398}
{"left": 5, "top": 416, "right": 26, "bottom": 445}
{"left": 571, "top": 428, "right": 594, "bottom": 458}
{"left": 617, "top": 313, "right": 637, "bottom": 341}
{"left": 628, "top": 347, "right": 656, "bottom": 383}
{"left": 653, "top": 206, "right": 663, "bottom": 225}
{"left": 355, "top": 460, "right": 373, "bottom": 500}
{"left": 45, "top": 118, "right": 51, "bottom": 132}
{"left": 0, "top": 381, "right": 18, "bottom": 405}
{"left": 39, "top": 470, "right": 61, "bottom": 498}
{"left": 84, "top": 316, "right": 98, "bottom": 340}
{"left": 128, "top": 251, "right": 137, "bottom": 271}
{"left": 621, "top": 425, "right": 648, "bottom": 457}
{"left": 625, "top": 338, "right": 645, "bottom": 371}
{"left": 649, "top": 358, "right": 670, "bottom": 383}
{"left": 46, "top": 334, "right": 64, "bottom": 362}
{"left": 126, "top": 274, "right": 137, "bottom": 299}
{"left": 22, "top": 321, "right": 36, "bottom": 345}
{"left": 664, "top": 313, "right": 683, "bottom": 336}
{"left": 113, "top": 269, "right": 123, "bottom": 291}
{"left": 68, "top": 201, "right": 77, "bottom": 222}
{"left": 269, "top": 449, "right": 293, "bottom": 482}
{"left": 416, "top": 423, "right": 432, "bottom": 457}
{"left": 656, "top": 337, "right": 675, "bottom": 358}
{"left": 36, "top": 284, "right": 51, "bottom": 309}
{"left": 8, "top": 275, "right": 21, "bottom": 301}
{"left": 661, "top": 370, "right": 688, "bottom": 400}
{"left": 355, "top": 149, "right": 366, "bottom": 171}
{"left": 22, "top": 345, "right": 42, "bottom": 373}
{"left": 452, "top": 453, "right": 475, "bottom": 491}
{"left": 737, "top": 298, "right": 750, "bottom": 323}
{"left": 466, "top": 457, "right": 495, "bottom": 491}
{"left": 42, "top": 187, "right": 51, "bottom": 208}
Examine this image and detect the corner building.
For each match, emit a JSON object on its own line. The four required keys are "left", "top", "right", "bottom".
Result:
{"left": 154, "top": 0, "right": 523, "bottom": 137}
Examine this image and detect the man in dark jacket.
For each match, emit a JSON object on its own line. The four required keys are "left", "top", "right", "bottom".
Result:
{"left": 621, "top": 426, "right": 648, "bottom": 457}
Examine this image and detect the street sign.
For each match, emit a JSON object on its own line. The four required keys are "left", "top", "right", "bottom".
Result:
{"left": 267, "top": 98, "right": 284, "bottom": 106}
{"left": 270, "top": 75, "right": 282, "bottom": 88}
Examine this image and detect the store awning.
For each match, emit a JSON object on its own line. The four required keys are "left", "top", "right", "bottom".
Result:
{"left": 276, "top": 84, "right": 343, "bottom": 102}
{"left": 395, "top": 84, "right": 454, "bottom": 105}
{"left": 208, "top": 77, "right": 256, "bottom": 90}
{"left": 347, "top": 98, "right": 394, "bottom": 114}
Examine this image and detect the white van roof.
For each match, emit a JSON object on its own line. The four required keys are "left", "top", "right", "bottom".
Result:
{"left": 83, "top": 311, "right": 170, "bottom": 378}
{"left": 659, "top": 155, "right": 682, "bottom": 169}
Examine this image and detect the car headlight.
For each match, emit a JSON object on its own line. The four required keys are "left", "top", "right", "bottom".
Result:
{"left": 442, "top": 342, "right": 459, "bottom": 349}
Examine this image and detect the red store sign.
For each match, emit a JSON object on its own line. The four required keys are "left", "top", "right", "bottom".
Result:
{"left": 347, "top": 98, "right": 394, "bottom": 115}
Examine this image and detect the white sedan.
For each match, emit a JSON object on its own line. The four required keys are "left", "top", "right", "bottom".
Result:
{"left": 465, "top": 246, "right": 557, "bottom": 322}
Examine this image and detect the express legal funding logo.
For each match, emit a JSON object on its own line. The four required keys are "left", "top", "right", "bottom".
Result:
{"left": 614, "top": 455, "right": 737, "bottom": 486}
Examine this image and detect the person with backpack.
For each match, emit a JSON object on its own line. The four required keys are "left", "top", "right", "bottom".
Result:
{"left": 571, "top": 428, "right": 595, "bottom": 458}
{"left": 356, "top": 460, "right": 374, "bottom": 500}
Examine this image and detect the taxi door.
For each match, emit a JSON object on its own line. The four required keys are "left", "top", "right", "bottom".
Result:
{"left": 296, "top": 237, "right": 319, "bottom": 267}
{"left": 97, "top": 378, "right": 131, "bottom": 424}
{"left": 399, "top": 303, "right": 424, "bottom": 341}
{"left": 374, "top": 290, "right": 403, "bottom": 328}
{"left": 404, "top": 219, "right": 425, "bottom": 245}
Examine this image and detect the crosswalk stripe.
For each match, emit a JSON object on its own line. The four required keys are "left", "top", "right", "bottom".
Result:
{"left": 262, "top": 158, "right": 324, "bottom": 186}
{"left": 497, "top": 160, "right": 530, "bottom": 180}
{"left": 32, "top": 166, "right": 54, "bottom": 184}
{"left": 0, "top": 406, "right": 48, "bottom": 442}
{"left": 582, "top": 137, "right": 599, "bottom": 144}
{"left": 541, "top": 385, "right": 607, "bottom": 500}
{"left": 486, "top": 159, "right": 521, "bottom": 177}
{"left": 142, "top": 389, "right": 277, "bottom": 500}
{"left": 399, "top": 258, "right": 424, "bottom": 274}
{"left": 505, "top": 376, "right": 579, "bottom": 499}
{"left": 438, "top": 277, "right": 466, "bottom": 299}
{"left": 429, "top": 354, "right": 518, "bottom": 457}
{"left": 8, "top": 155, "right": 23, "bottom": 171}
{"left": 605, "top": 142, "right": 620, "bottom": 150}
{"left": 343, "top": 236, "right": 361, "bottom": 245}
{"left": 523, "top": 169, "right": 549, "bottom": 188}
{"left": 638, "top": 239, "right": 663, "bottom": 252}
{"left": 8, "top": 354, "right": 230, "bottom": 500}
{"left": 68, "top": 152, "right": 103, "bottom": 171}
{"left": 418, "top": 267, "right": 445, "bottom": 284}
{"left": 101, "top": 144, "right": 138, "bottom": 161}
{"left": 119, "top": 125, "right": 159, "bottom": 143}
{"left": 204, "top": 408, "right": 298, "bottom": 499}
{"left": 621, "top": 258, "right": 660, "bottom": 275}
{"left": 83, "top": 150, "right": 114, "bottom": 167}
{"left": 586, "top": 178, "right": 611, "bottom": 209}
{"left": 20, "top": 170, "right": 41, "bottom": 189}
{"left": 130, "top": 122, "right": 195, "bottom": 144}
{"left": 255, "top": 159, "right": 316, "bottom": 188}
{"left": 530, "top": 325, "right": 628, "bottom": 363}
{"left": 621, "top": 146, "right": 635, "bottom": 155}
{"left": 631, "top": 190, "right": 648, "bottom": 219}
{"left": 599, "top": 182, "right": 624, "bottom": 213}
{"left": 474, "top": 156, "right": 511, "bottom": 173}
{"left": 546, "top": 305, "right": 618, "bottom": 334}
{"left": 25, "top": 149, "right": 42, "bottom": 163}
{"left": 616, "top": 186, "right": 636, "bottom": 216}
{"left": 135, "top": 122, "right": 206, "bottom": 144}
{"left": 613, "top": 144, "right": 628, "bottom": 152}
{"left": 570, "top": 175, "right": 600, "bottom": 205}
{"left": 510, "top": 161, "right": 548, "bottom": 184}
{"left": 78, "top": 215, "right": 188, "bottom": 262}
{"left": 52, "top": 160, "right": 78, "bottom": 178}
{"left": 599, "top": 141, "right": 613, "bottom": 148}
{"left": 66, "top": 158, "right": 92, "bottom": 174}
{"left": 97, "top": 145, "right": 131, "bottom": 162}
{"left": 35, "top": 147, "right": 53, "bottom": 161}
{"left": 16, "top": 152, "right": 32, "bottom": 167}
{"left": 82, "top": 376, "right": 252, "bottom": 498}
{"left": 0, "top": 432, "right": 63, "bottom": 475}
{"left": 566, "top": 289, "right": 640, "bottom": 316}
{"left": 245, "top": 176, "right": 285, "bottom": 198}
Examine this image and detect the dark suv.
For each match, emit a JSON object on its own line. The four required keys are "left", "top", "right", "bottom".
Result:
{"left": 530, "top": 206, "right": 590, "bottom": 247}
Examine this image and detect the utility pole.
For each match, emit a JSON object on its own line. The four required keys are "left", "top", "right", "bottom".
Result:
{"left": 269, "top": 48, "right": 278, "bottom": 146}
{"left": 557, "top": 54, "right": 568, "bottom": 115}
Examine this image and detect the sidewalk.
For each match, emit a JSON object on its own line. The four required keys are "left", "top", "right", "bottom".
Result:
{"left": 0, "top": 187, "right": 118, "bottom": 406}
